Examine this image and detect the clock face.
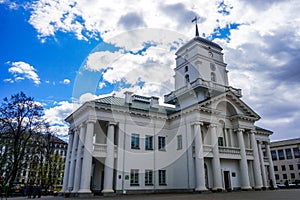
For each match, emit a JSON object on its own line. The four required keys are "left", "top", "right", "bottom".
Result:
{"left": 208, "top": 52, "right": 213, "bottom": 58}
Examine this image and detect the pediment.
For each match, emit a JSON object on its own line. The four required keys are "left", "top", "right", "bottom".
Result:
{"left": 198, "top": 91, "right": 260, "bottom": 121}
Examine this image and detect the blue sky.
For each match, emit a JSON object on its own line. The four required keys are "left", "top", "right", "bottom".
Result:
{"left": 0, "top": 0, "right": 300, "bottom": 141}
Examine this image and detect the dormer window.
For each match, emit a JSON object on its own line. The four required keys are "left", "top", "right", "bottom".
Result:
{"left": 185, "top": 74, "right": 190, "bottom": 84}
{"left": 185, "top": 66, "right": 188, "bottom": 72}
{"left": 211, "top": 72, "right": 216, "bottom": 82}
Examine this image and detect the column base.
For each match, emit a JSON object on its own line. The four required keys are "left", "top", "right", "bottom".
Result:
{"left": 241, "top": 186, "right": 252, "bottom": 191}
{"left": 102, "top": 189, "right": 115, "bottom": 196}
{"left": 195, "top": 187, "right": 208, "bottom": 192}
{"left": 253, "top": 186, "right": 262, "bottom": 190}
{"left": 77, "top": 189, "right": 92, "bottom": 194}
{"left": 212, "top": 187, "right": 223, "bottom": 192}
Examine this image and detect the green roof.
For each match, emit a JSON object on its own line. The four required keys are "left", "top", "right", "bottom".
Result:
{"left": 92, "top": 96, "right": 175, "bottom": 115}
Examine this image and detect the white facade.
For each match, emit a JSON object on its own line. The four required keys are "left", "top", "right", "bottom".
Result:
{"left": 62, "top": 35, "right": 276, "bottom": 196}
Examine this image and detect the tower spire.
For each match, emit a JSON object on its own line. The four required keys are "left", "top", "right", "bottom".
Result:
{"left": 192, "top": 16, "right": 199, "bottom": 37}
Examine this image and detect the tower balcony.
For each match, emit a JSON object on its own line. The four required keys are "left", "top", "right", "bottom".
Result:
{"left": 164, "top": 78, "right": 242, "bottom": 104}
{"left": 92, "top": 143, "right": 118, "bottom": 158}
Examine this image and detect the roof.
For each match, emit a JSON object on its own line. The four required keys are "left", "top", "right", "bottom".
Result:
{"left": 193, "top": 36, "right": 223, "bottom": 50}
{"left": 270, "top": 138, "right": 300, "bottom": 147}
{"left": 92, "top": 96, "right": 175, "bottom": 115}
{"left": 255, "top": 126, "right": 273, "bottom": 134}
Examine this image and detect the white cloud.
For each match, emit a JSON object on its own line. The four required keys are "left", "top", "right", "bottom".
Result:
{"left": 63, "top": 79, "right": 71, "bottom": 84}
{"left": 6, "top": 61, "right": 41, "bottom": 85}
{"left": 98, "top": 82, "right": 106, "bottom": 89}
{"left": 24, "top": 0, "right": 300, "bottom": 141}
{"left": 43, "top": 101, "right": 81, "bottom": 137}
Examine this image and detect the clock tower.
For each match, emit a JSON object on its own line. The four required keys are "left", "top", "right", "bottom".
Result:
{"left": 164, "top": 25, "right": 242, "bottom": 110}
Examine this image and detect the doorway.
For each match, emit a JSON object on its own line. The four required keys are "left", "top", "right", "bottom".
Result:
{"left": 223, "top": 171, "right": 231, "bottom": 191}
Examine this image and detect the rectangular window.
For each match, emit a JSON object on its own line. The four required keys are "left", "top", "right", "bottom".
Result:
{"left": 158, "top": 136, "right": 166, "bottom": 151}
{"left": 291, "top": 173, "right": 295, "bottom": 179}
{"left": 298, "top": 164, "right": 300, "bottom": 170}
{"left": 177, "top": 135, "right": 182, "bottom": 150}
{"left": 278, "top": 149, "right": 285, "bottom": 160}
{"left": 293, "top": 147, "right": 300, "bottom": 158}
{"left": 285, "top": 148, "right": 293, "bottom": 159}
{"left": 130, "top": 169, "right": 139, "bottom": 186}
{"left": 271, "top": 150, "right": 277, "bottom": 160}
{"left": 283, "top": 174, "right": 287, "bottom": 179}
{"left": 131, "top": 134, "right": 140, "bottom": 149}
{"left": 145, "top": 170, "right": 153, "bottom": 186}
{"left": 218, "top": 137, "right": 224, "bottom": 146}
{"left": 274, "top": 166, "right": 278, "bottom": 171}
{"left": 275, "top": 174, "right": 279, "bottom": 180}
{"left": 282, "top": 165, "right": 286, "bottom": 171}
{"left": 145, "top": 135, "right": 153, "bottom": 150}
{"left": 289, "top": 164, "right": 294, "bottom": 170}
{"left": 159, "top": 170, "right": 167, "bottom": 185}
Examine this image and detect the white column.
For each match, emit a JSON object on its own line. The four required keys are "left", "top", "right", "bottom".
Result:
{"left": 194, "top": 122, "right": 207, "bottom": 191}
{"left": 237, "top": 129, "right": 251, "bottom": 190}
{"left": 61, "top": 132, "right": 74, "bottom": 192}
{"left": 210, "top": 124, "right": 223, "bottom": 191}
{"left": 265, "top": 143, "right": 277, "bottom": 189}
{"left": 68, "top": 130, "right": 79, "bottom": 191}
{"left": 72, "top": 124, "right": 86, "bottom": 193}
{"left": 258, "top": 141, "right": 267, "bottom": 188}
{"left": 102, "top": 122, "right": 116, "bottom": 194}
{"left": 225, "top": 128, "right": 230, "bottom": 147}
{"left": 250, "top": 130, "right": 263, "bottom": 189}
{"left": 78, "top": 119, "right": 95, "bottom": 194}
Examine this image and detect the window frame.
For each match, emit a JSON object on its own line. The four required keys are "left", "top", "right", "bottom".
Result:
{"left": 130, "top": 169, "right": 139, "bottom": 186}
{"left": 145, "top": 135, "right": 153, "bottom": 150}
{"left": 158, "top": 170, "right": 167, "bottom": 186}
{"left": 158, "top": 136, "right": 166, "bottom": 151}
{"left": 285, "top": 148, "right": 293, "bottom": 159}
{"left": 271, "top": 150, "right": 277, "bottom": 160}
{"left": 278, "top": 149, "right": 285, "bottom": 160}
{"left": 218, "top": 137, "right": 224, "bottom": 146}
{"left": 145, "top": 170, "right": 153, "bottom": 186}
{"left": 293, "top": 147, "right": 300, "bottom": 158}
{"left": 177, "top": 135, "right": 182, "bottom": 150}
{"left": 131, "top": 134, "right": 140, "bottom": 149}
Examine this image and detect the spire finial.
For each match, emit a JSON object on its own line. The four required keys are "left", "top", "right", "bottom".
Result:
{"left": 192, "top": 16, "right": 199, "bottom": 37}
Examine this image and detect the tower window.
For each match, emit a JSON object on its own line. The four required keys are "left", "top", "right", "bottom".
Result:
{"left": 211, "top": 72, "right": 216, "bottom": 82}
{"left": 185, "top": 66, "right": 188, "bottom": 72}
{"left": 185, "top": 74, "right": 190, "bottom": 84}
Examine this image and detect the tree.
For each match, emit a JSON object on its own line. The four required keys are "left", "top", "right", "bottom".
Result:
{"left": 0, "top": 92, "right": 48, "bottom": 188}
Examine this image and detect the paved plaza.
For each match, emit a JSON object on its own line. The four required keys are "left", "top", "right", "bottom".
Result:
{"left": 4, "top": 189, "right": 300, "bottom": 200}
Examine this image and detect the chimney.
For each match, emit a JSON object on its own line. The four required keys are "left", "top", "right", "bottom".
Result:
{"left": 150, "top": 96, "right": 159, "bottom": 108}
{"left": 124, "top": 91, "right": 133, "bottom": 104}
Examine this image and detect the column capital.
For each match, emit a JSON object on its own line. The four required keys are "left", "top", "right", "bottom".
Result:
{"left": 86, "top": 118, "right": 97, "bottom": 124}
{"left": 208, "top": 123, "right": 218, "bottom": 128}
{"left": 192, "top": 121, "right": 203, "bottom": 126}
{"left": 235, "top": 128, "right": 244, "bottom": 133}
{"left": 250, "top": 129, "right": 257, "bottom": 134}
{"left": 79, "top": 123, "right": 86, "bottom": 129}
{"left": 108, "top": 121, "right": 118, "bottom": 126}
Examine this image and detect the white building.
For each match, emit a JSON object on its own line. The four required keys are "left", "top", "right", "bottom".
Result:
{"left": 61, "top": 31, "right": 276, "bottom": 196}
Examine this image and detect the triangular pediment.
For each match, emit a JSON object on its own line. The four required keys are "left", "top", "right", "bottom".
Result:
{"left": 198, "top": 91, "right": 260, "bottom": 121}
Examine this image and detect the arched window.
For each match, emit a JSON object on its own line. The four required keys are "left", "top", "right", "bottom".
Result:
{"left": 211, "top": 72, "right": 216, "bottom": 82}
{"left": 185, "top": 66, "right": 188, "bottom": 72}
{"left": 185, "top": 74, "right": 190, "bottom": 84}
